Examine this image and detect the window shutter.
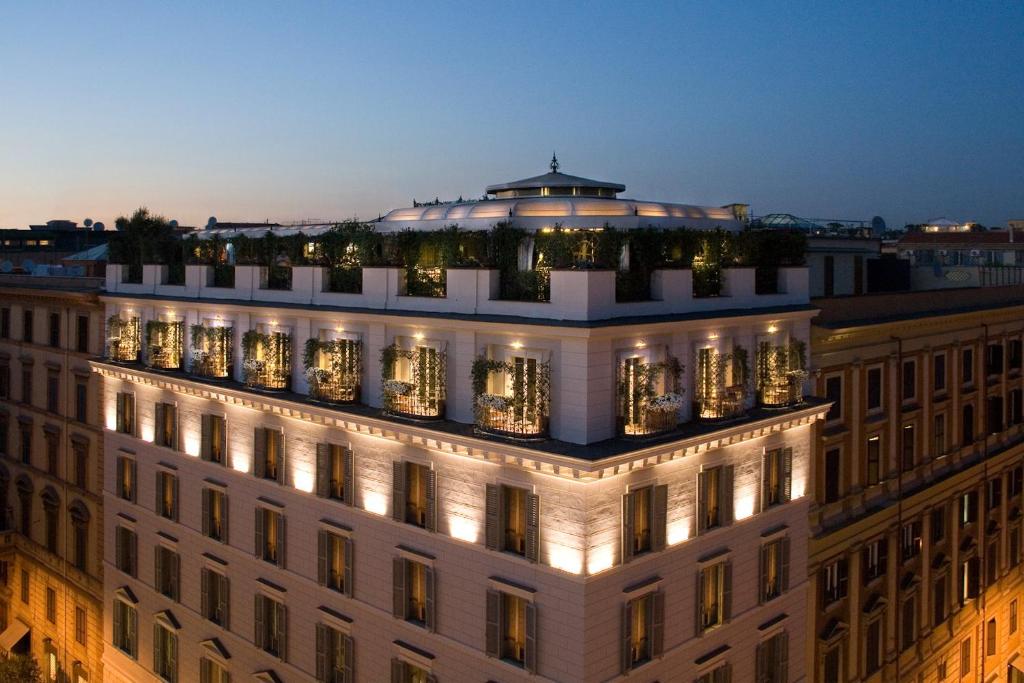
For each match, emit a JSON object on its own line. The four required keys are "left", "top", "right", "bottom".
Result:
{"left": 171, "top": 475, "right": 179, "bottom": 521}
{"left": 155, "top": 471, "right": 163, "bottom": 515}
{"left": 343, "top": 537, "right": 354, "bottom": 597}
{"left": 219, "top": 573, "right": 229, "bottom": 628}
{"left": 113, "top": 600, "right": 122, "bottom": 647}
{"left": 201, "top": 490, "right": 210, "bottom": 536}
{"left": 200, "top": 569, "right": 209, "bottom": 619}
{"left": 756, "top": 640, "right": 766, "bottom": 681}
{"left": 723, "top": 561, "right": 733, "bottom": 621}
{"left": 129, "top": 606, "right": 137, "bottom": 656}
{"left": 782, "top": 538, "right": 791, "bottom": 591}
{"left": 761, "top": 451, "right": 770, "bottom": 512}
{"left": 425, "top": 468, "right": 437, "bottom": 532}
{"left": 200, "top": 658, "right": 210, "bottom": 683}
{"left": 485, "top": 589, "right": 501, "bottom": 658}
{"left": 317, "top": 531, "right": 328, "bottom": 586}
{"left": 129, "top": 460, "right": 137, "bottom": 502}
{"left": 652, "top": 484, "right": 668, "bottom": 552}
{"left": 651, "top": 589, "right": 665, "bottom": 658}
{"left": 318, "top": 444, "right": 332, "bottom": 498}
{"left": 154, "top": 546, "right": 163, "bottom": 593}
{"left": 392, "top": 462, "right": 405, "bottom": 523}
{"left": 116, "top": 457, "right": 125, "bottom": 497}
{"left": 343, "top": 447, "right": 354, "bottom": 504}
{"left": 168, "top": 630, "right": 177, "bottom": 679}
{"left": 622, "top": 492, "right": 636, "bottom": 562}
{"left": 254, "top": 594, "right": 264, "bottom": 650}
{"left": 315, "top": 623, "right": 328, "bottom": 682}
{"left": 777, "top": 632, "right": 789, "bottom": 682}
{"left": 526, "top": 493, "right": 540, "bottom": 562}
{"left": 116, "top": 393, "right": 125, "bottom": 432}
{"left": 425, "top": 565, "right": 436, "bottom": 632}
{"left": 275, "top": 432, "right": 285, "bottom": 483}
{"left": 696, "top": 568, "right": 705, "bottom": 635}
{"left": 154, "top": 403, "right": 164, "bottom": 445}
{"left": 758, "top": 544, "right": 766, "bottom": 605}
{"left": 390, "top": 659, "right": 404, "bottom": 683}
{"left": 254, "top": 428, "right": 266, "bottom": 479}
{"left": 171, "top": 551, "right": 180, "bottom": 601}
{"left": 342, "top": 634, "right": 354, "bottom": 683}
{"left": 129, "top": 531, "right": 137, "bottom": 576}
{"left": 621, "top": 600, "right": 633, "bottom": 674}
{"left": 277, "top": 601, "right": 288, "bottom": 661}
{"left": 221, "top": 493, "right": 229, "bottom": 544}
{"left": 485, "top": 484, "right": 500, "bottom": 551}
{"left": 722, "top": 465, "right": 735, "bottom": 525}
{"left": 201, "top": 414, "right": 212, "bottom": 461}
{"left": 277, "top": 514, "right": 287, "bottom": 568}
{"left": 525, "top": 601, "right": 537, "bottom": 674}
{"left": 782, "top": 447, "right": 793, "bottom": 502}
{"left": 254, "top": 508, "right": 265, "bottom": 559}
{"left": 392, "top": 558, "right": 406, "bottom": 618}
{"left": 697, "top": 472, "right": 708, "bottom": 535}
{"left": 153, "top": 624, "right": 163, "bottom": 673}
{"left": 171, "top": 407, "right": 178, "bottom": 451}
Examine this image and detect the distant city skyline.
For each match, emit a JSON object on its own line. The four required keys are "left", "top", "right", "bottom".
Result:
{"left": 1, "top": 2, "right": 1021, "bottom": 229}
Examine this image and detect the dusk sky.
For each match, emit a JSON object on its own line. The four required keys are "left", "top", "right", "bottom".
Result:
{"left": 2, "top": 2, "right": 1021, "bottom": 229}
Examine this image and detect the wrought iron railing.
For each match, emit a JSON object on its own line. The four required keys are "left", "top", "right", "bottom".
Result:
{"left": 386, "top": 391, "right": 444, "bottom": 419}
{"left": 759, "top": 380, "right": 801, "bottom": 407}
{"left": 696, "top": 391, "right": 745, "bottom": 420}
{"left": 308, "top": 374, "right": 360, "bottom": 403}
{"left": 477, "top": 404, "right": 548, "bottom": 438}
{"left": 622, "top": 407, "right": 678, "bottom": 437}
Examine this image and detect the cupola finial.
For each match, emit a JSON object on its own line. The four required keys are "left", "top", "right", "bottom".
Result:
{"left": 549, "top": 152, "right": 560, "bottom": 174}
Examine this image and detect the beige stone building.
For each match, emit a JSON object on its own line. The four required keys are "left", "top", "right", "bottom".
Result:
{"left": 0, "top": 274, "right": 106, "bottom": 682}
{"left": 95, "top": 189, "right": 823, "bottom": 682}
{"left": 810, "top": 287, "right": 1024, "bottom": 682}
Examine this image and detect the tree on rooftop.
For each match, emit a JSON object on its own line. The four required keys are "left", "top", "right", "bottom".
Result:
{"left": 0, "top": 654, "right": 42, "bottom": 683}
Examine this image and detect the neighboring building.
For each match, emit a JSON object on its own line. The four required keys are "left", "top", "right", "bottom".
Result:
{"left": 807, "top": 235, "right": 883, "bottom": 298}
{"left": 0, "top": 274, "right": 106, "bottom": 682}
{"left": 809, "top": 286, "right": 1024, "bottom": 682}
{"left": 95, "top": 176, "right": 824, "bottom": 682}
{"left": 896, "top": 229, "right": 1024, "bottom": 289}
{"left": 0, "top": 221, "right": 111, "bottom": 271}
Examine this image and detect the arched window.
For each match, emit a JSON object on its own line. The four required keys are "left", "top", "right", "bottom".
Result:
{"left": 69, "top": 501, "right": 90, "bottom": 572}
{"left": 41, "top": 487, "right": 60, "bottom": 554}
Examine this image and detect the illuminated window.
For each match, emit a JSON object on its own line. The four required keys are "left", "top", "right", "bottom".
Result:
{"left": 698, "top": 466, "right": 733, "bottom": 533}
{"left": 254, "top": 428, "right": 284, "bottom": 483}
{"left": 116, "top": 456, "right": 136, "bottom": 502}
{"left": 316, "top": 530, "right": 352, "bottom": 596}
{"left": 755, "top": 631, "right": 788, "bottom": 683}
{"left": 622, "top": 485, "right": 667, "bottom": 561}
{"left": 112, "top": 599, "right": 138, "bottom": 658}
{"left": 315, "top": 623, "right": 353, "bottom": 682}
{"left": 485, "top": 587, "right": 538, "bottom": 672}
{"left": 316, "top": 443, "right": 352, "bottom": 502}
{"left": 256, "top": 507, "right": 285, "bottom": 566}
{"left": 155, "top": 546, "right": 180, "bottom": 601}
{"left": 393, "top": 556, "right": 435, "bottom": 631}
{"left": 762, "top": 448, "right": 793, "bottom": 508}
{"left": 115, "top": 392, "right": 135, "bottom": 435}
{"left": 201, "top": 414, "right": 227, "bottom": 465}
{"left": 200, "top": 569, "right": 229, "bottom": 627}
{"left": 154, "top": 403, "right": 177, "bottom": 450}
{"left": 697, "top": 560, "right": 730, "bottom": 632}
{"left": 486, "top": 484, "right": 540, "bottom": 560}
{"left": 202, "top": 489, "right": 228, "bottom": 543}
{"left": 760, "top": 538, "right": 789, "bottom": 603}
{"left": 392, "top": 461, "right": 436, "bottom": 530}
{"left": 254, "top": 594, "right": 286, "bottom": 660}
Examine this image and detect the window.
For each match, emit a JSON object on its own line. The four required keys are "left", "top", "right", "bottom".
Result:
{"left": 75, "top": 381, "right": 87, "bottom": 422}
{"left": 988, "top": 343, "right": 1004, "bottom": 376}
{"left": 987, "top": 618, "right": 997, "bottom": 656}
{"left": 201, "top": 415, "right": 227, "bottom": 465}
{"left": 315, "top": 623, "right": 354, "bottom": 683}
{"left": 71, "top": 513, "right": 88, "bottom": 572}
{"left": 934, "top": 571, "right": 949, "bottom": 625}
{"left": 76, "top": 315, "right": 89, "bottom": 354}
{"left": 154, "top": 546, "right": 180, "bottom": 601}
{"left": 698, "top": 465, "right": 733, "bottom": 533}
{"left": 901, "top": 595, "right": 917, "bottom": 651}
{"left": 22, "top": 309, "right": 33, "bottom": 343}
{"left": 824, "top": 375, "right": 842, "bottom": 422}
{"left": 20, "top": 568, "right": 28, "bottom": 603}
{"left": 116, "top": 456, "right": 137, "bottom": 502}
{"left": 824, "top": 448, "right": 841, "bottom": 503}
{"left": 156, "top": 471, "right": 178, "bottom": 521}
{"left": 393, "top": 556, "right": 435, "bottom": 631}
{"left": 866, "top": 366, "right": 883, "bottom": 411}
{"left": 696, "top": 664, "right": 732, "bottom": 683}
{"left": 200, "top": 658, "right": 230, "bottom": 683}
{"left": 48, "top": 312, "right": 60, "bottom": 348}
{"left": 622, "top": 484, "right": 666, "bottom": 561}
{"left": 901, "top": 424, "right": 915, "bottom": 471}
{"left": 75, "top": 606, "right": 87, "bottom": 645}
{"left": 821, "top": 557, "right": 848, "bottom": 605}
{"left": 115, "top": 526, "right": 137, "bottom": 577}
{"left": 254, "top": 427, "right": 284, "bottom": 482}
{"left": 960, "top": 555, "right": 980, "bottom": 603}
{"left": 317, "top": 530, "right": 353, "bottom": 596}
{"left": 762, "top": 447, "right": 793, "bottom": 509}
{"left": 1011, "top": 525, "right": 1022, "bottom": 569}
{"left": 483, "top": 590, "right": 537, "bottom": 672}
{"left": 987, "top": 540, "right": 999, "bottom": 586}
{"left": 1012, "top": 389, "right": 1024, "bottom": 426}
{"left": 989, "top": 395, "right": 1005, "bottom": 435}
{"left": 619, "top": 590, "right": 662, "bottom": 673}
{"left": 960, "top": 491, "right": 978, "bottom": 527}
{"left": 255, "top": 507, "right": 285, "bottom": 567}
{"left": 755, "top": 631, "right": 789, "bottom": 683}
{"left": 901, "top": 521, "right": 922, "bottom": 561}
{"left": 113, "top": 599, "right": 138, "bottom": 658}
{"left": 865, "top": 618, "right": 882, "bottom": 674}
{"left": 391, "top": 660, "right": 432, "bottom": 683}
{"left": 902, "top": 359, "right": 916, "bottom": 401}
{"left": 866, "top": 436, "right": 881, "bottom": 486}
{"left": 316, "top": 443, "right": 353, "bottom": 503}
{"left": 824, "top": 255, "right": 834, "bottom": 296}
{"left": 822, "top": 645, "right": 842, "bottom": 683}
{"left": 46, "top": 587, "right": 56, "bottom": 623}
{"left": 863, "top": 538, "right": 887, "bottom": 583}
{"left": 934, "top": 352, "right": 947, "bottom": 392}
{"left": 485, "top": 484, "right": 540, "bottom": 561}
{"left": 988, "top": 477, "right": 1003, "bottom": 511}
{"left": 45, "top": 430, "right": 58, "bottom": 475}
{"left": 254, "top": 594, "right": 287, "bottom": 660}
{"left": 0, "top": 363, "right": 8, "bottom": 399}
{"left": 154, "top": 403, "right": 177, "bottom": 450}
{"left": 960, "top": 638, "right": 971, "bottom": 676}
{"left": 760, "top": 537, "right": 790, "bottom": 603}
{"left": 392, "top": 461, "right": 436, "bottom": 530}
{"left": 937, "top": 658, "right": 948, "bottom": 680}
{"left": 963, "top": 348, "right": 974, "bottom": 385}
{"left": 153, "top": 621, "right": 177, "bottom": 682}
{"left": 697, "top": 560, "right": 731, "bottom": 632}
{"left": 200, "top": 569, "right": 229, "bottom": 628}
{"left": 46, "top": 370, "right": 59, "bottom": 413}
{"left": 962, "top": 404, "right": 974, "bottom": 446}
{"left": 933, "top": 413, "right": 946, "bottom": 456}
{"left": 0, "top": 308, "right": 8, "bottom": 338}
{"left": 72, "top": 440, "right": 88, "bottom": 489}
{"left": 21, "top": 362, "right": 33, "bottom": 405}
{"left": 1012, "top": 599, "right": 1018, "bottom": 634}
{"left": 43, "top": 496, "right": 58, "bottom": 552}
{"left": 202, "top": 489, "right": 228, "bottom": 543}
{"left": 116, "top": 392, "right": 135, "bottom": 435}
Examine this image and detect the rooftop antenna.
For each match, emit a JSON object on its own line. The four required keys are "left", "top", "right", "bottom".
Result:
{"left": 549, "top": 152, "right": 560, "bottom": 174}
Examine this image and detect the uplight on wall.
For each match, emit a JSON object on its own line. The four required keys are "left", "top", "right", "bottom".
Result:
{"left": 511, "top": 341, "right": 523, "bottom": 350}
{"left": 293, "top": 468, "right": 314, "bottom": 493}
{"left": 448, "top": 515, "right": 479, "bottom": 544}
{"left": 141, "top": 424, "right": 154, "bottom": 443}
{"left": 792, "top": 477, "right": 806, "bottom": 499}
{"left": 735, "top": 494, "right": 756, "bottom": 521}
{"left": 363, "top": 491, "right": 388, "bottom": 516}
{"left": 183, "top": 434, "right": 201, "bottom": 458}
{"left": 586, "top": 545, "right": 615, "bottom": 575}
{"left": 413, "top": 332, "right": 425, "bottom": 341}
{"left": 105, "top": 405, "right": 117, "bottom": 432}
{"left": 549, "top": 544, "right": 583, "bottom": 575}
{"left": 667, "top": 519, "right": 690, "bottom": 545}
{"left": 231, "top": 454, "right": 250, "bottom": 473}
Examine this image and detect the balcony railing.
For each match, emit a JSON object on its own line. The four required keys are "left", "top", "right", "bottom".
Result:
{"left": 307, "top": 372, "right": 360, "bottom": 403}
{"left": 696, "top": 390, "right": 745, "bottom": 421}
{"left": 759, "top": 380, "right": 802, "bottom": 408}
{"left": 384, "top": 384, "right": 445, "bottom": 419}
{"left": 476, "top": 403, "right": 548, "bottom": 438}
{"left": 622, "top": 406, "right": 679, "bottom": 437}
{"left": 145, "top": 322, "right": 184, "bottom": 371}
{"left": 209, "top": 264, "right": 235, "bottom": 288}
{"left": 106, "top": 317, "right": 141, "bottom": 363}
{"left": 261, "top": 266, "right": 293, "bottom": 291}
{"left": 243, "top": 360, "right": 290, "bottom": 391}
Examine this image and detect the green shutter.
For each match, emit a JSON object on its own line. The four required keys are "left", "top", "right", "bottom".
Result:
{"left": 425, "top": 468, "right": 437, "bottom": 532}
{"left": 391, "top": 462, "right": 405, "bottom": 523}
{"left": 316, "top": 443, "right": 330, "bottom": 498}
{"left": 621, "top": 600, "right": 633, "bottom": 673}
{"left": 253, "top": 428, "right": 266, "bottom": 479}
{"left": 525, "top": 601, "right": 537, "bottom": 674}
{"left": 392, "top": 558, "right": 405, "bottom": 618}
{"left": 315, "top": 623, "right": 328, "bottom": 682}
{"left": 485, "top": 589, "right": 500, "bottom": 658}
{"left": 651, "top": 484, "right": 667, "bottom": 552}
{"left": 201, "top": 414, "right": 212, "bottom": 461}
{"left": 622, "top": 492, "right": 635, "bottom": 562}
{"left": 317, "top": 531, "right": 328, "bottom": 586}
{"left": 425, "top": 566, "right": 436, "bottom": 632}
{"left": 651, "top": 590, "right": 665, "bottom": 658}
{"left": 525, "top": 493, "right": 540, "bottom": 563}
{"left": 343, "top": 537, "right": 354, "bottom": 598}
{"left": 254, "top": 508, "right": 265, "bottom": 559}
{"left": 343, "top": 447, "right": 354, "bottom": 504}
{"left": 485, "top": 484, "right": 500, "bottom": 551}
{"left": 782, "top": 447, "right": 793, "bottom": 502}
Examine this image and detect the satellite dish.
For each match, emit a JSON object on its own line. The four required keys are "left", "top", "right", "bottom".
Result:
{"left": 22, "top": 259, "right": 35, "bottom": 272}
{"left": 93, "top": 222, "right": 105, "bottom": 231}
{"left": 0, "top": 261, "right": 11, "bottom": 273}
{"left": 83, "top": 218, "right": 93, "bottom": 228}
{"left": 206, "top": 217, "right": 217, "bottom": 229}
{"left": 169, "top": 219, "right": 179, "bottom": 228}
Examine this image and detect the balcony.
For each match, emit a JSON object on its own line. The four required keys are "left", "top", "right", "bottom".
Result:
{"left": 260, "top": 265, "right": 292, "bottom": 291}
{"left": 144, "top": 321, "right": 184, "bottom": 370}
{"left": 106, "top": 316, "right": 141, "bottom": 363}
{"left": 472, "top": 356, "right": 550, "bottom": 438}
{"left": 621, "top": 402, "right": 680, "bottom": 437}
{"left": 304, "top": 338, "right": 362, "bottom": 404}
{"left": 696, "top": 390, "right": 746, "bottom": 421}
{"left": 383, "top": 382, "right": 445, "bottom": 419}
{"left": 759, "top": 379, "right": 803, "bottom": 408}
{"left": 190, "top": 326, "right": 233, "bottom": 380}
{"left": 381, "top": 344, "right": 446, "bottom": 419}
{"left": 209, "top": 264, "right": 235, "bottom": 288}
{"left": 242, "top": 331, "right": 292, "bottom": 391}
{"left": 476, "top": 401, "right": 548, "bottom": 439}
